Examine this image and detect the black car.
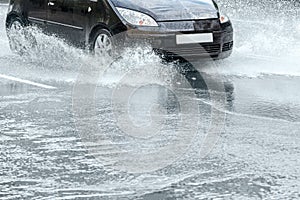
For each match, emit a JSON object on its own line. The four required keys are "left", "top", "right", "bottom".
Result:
{"left": 6, "top": 0, "right": 233, "bottom": 59}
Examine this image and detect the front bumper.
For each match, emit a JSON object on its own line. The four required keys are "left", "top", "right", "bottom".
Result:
{"left": 120, "top": 20, "right": 234, "bottom": 60}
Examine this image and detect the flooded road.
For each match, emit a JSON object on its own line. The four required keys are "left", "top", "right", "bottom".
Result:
{"left": 1, "top": 1, "right": 300, "bottom": 199}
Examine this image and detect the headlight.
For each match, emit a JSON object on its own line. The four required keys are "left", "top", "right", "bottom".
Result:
{"left": 219, "top": 11, "right": 229, "bottom": 24}
{"left": 116, "top": 7, "right": 158, "bottom": 27}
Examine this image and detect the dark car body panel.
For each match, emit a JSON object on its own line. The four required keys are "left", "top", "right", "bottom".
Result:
{"left": 6, "top": 0, "right": 233, "bottom": 59}
{"left": 110, "top": 0, "right": 219, "bottom": 21}
{"left": 27, "top": 0, "right": 47, "bottom": 20}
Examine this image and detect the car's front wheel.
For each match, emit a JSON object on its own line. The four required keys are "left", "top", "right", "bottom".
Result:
{"left": 7, "top": 17, "right": 36, "bottom": 55}
{"left": 90, "top": 29, "right": 114, "bottom": 57}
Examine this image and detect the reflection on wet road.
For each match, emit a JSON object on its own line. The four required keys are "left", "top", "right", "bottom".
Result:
{"left": 1, "top": 71, "right": 300, "bottom": 199}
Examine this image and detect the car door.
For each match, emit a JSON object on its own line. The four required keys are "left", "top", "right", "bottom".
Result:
{"left": 27, "top": 0, "right": 48, "bottom": 27}
{"left": 46, "top": 0, "right": 82, "bottom": 43}
{"left": 71, "top": 0, "right": 90, "bottom": 47}
{"left": 72, "top": 0, "right": 108, "bottom": 47}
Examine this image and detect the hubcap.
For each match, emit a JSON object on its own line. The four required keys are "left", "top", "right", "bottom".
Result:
{"left": 94, "top": 33, "right": 113, "bottom": 56}
{"left": 11, "top": 20, "right": 22, "bottom": 31}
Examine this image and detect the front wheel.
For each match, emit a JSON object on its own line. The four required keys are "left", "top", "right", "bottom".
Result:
{"left": 7, "top": 17, "right": 36, "bottom": 55}
{"left": 89, "top": 29, "right": 114, "bottom": 57}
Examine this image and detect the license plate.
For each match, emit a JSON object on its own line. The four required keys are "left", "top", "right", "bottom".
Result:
{"left": 176, "top": 33, "right": 213, "bottom": 44}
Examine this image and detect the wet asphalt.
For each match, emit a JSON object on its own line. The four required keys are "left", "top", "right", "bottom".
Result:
{"left": 1, "top": 2, "right": 300, "bottom": 200}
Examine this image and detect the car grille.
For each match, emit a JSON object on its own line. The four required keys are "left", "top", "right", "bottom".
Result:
{"left": 222, "top": 41, "right": 233, "bottom": 52}
{"left": 193, "top": 19, "right": 221, "bottom": 31}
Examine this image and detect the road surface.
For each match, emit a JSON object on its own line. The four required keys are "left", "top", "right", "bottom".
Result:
{"left": 0, "top": 2, "right": 300, "bottom": 199}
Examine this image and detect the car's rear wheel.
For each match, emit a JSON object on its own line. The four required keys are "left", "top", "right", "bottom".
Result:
{"left": 7, "top": 16, "right": 36, "bottom": 55}
{"left": 90, "top": 29, "right": 114, "bottom": 57}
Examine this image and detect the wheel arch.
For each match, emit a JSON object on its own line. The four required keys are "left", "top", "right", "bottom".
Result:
{"left": 88, "top": 23, "right": 112, "bottom": 44}
{"left": 6, "top": 12, "right": 27, "bottom": 28}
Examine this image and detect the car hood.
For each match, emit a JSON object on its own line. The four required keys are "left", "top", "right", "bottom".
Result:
{"left": 111, "top": 0, "right": 219, "bottom": 21}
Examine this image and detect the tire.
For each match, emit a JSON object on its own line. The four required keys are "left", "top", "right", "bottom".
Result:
{"left": 89, "top": 28, "right": 114, "bottom": 57}
{"left": 7, "top": 16, "right": 36, "bottom": 55}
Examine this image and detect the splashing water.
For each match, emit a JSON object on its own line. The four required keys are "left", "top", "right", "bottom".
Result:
{"left": 1, "top": 2, "right": 300, "bottom": 199}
